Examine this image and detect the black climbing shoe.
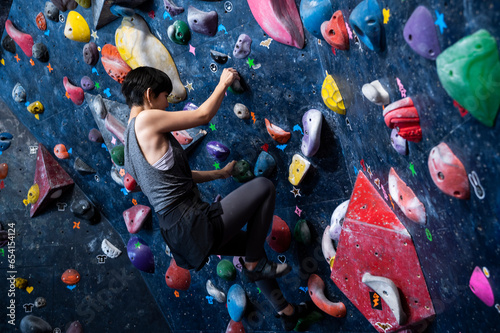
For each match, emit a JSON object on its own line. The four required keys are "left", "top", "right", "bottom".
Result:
{"left": 278, "top": 302, "right": 313, "bottom": 331}
{"left": 240, "top": 257, "right": 292, "bottom": 282}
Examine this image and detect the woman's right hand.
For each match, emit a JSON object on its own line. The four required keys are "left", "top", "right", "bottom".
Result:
{"left": 219, "top": 68, "right": 240, "bottom": 89}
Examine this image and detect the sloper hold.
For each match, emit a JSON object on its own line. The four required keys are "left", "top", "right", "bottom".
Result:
{"left": 111, "top": 145, "right": 124, "bottom": 166}
{"left": 165, "top": 258, "right": 191, "bottom": 290}
{"left": 300, "top": 0, "right": 333, "bottom": 40}
{"left": 321, "top": 74, "right": 345, "bottom": 114}
{"left": 427, "top": 142, "right": 470, "bottom": 200}
{"left": 127, "top": 236, "right": 155, "bottom": 273}
{"left": 12, "top": 83, "right": 26, "bottom": 103}
{"left": 20, "top": 315, "right": 52, "bottom": 333}
{"left": 88, "top": 128, "right": 103, "bottom": 143}
{"left": 206, "top": 279, "right": 227, "bottom": 303}
{"left": 288, "top": 154, "right": 310, "bottom": 186}
{"left": 247, "top": 0, "right": 304, "bottom": 49}
{"left": 233, "top": 103, "right": 250, "bottom": 119}
{"left": 301, "top": 109, "right": 322, "bottom": 157}
{"left": 101, "top": 44, "right": 132, "bottom": 84}
{"left": 64, "top": 11, "right": 91, "bottom": 43}
{"left": 403, "top": 6, "right": 441, "bottom": 60}
{"left": 66, "top": 320, "right": 83, "bottom": 333}
{"left": 436, "top": 29, "right": 500, "bottom": 127}
{"left": 266, "top": 215, "right": 291, "bottom": 253}
{"left": 32, "top": 43, "right": 49, "bottom": 62}
{"left": 218, "top": 259, "right": 236, "bottom": 281}
{"left": 61, "top": 268, "right": 81, "bottom": 285}
{"left": 469, "top": 266, "right": 495, "bottom": 306}
{"left": 362, "top": 273, "right": 407, "bottom": 325}
{"left": 388, "top": 168, "right": 426, "bottom": 224}
{"left": 115, "top": 14, "right": 186, "bottom": 103}
{"left": 5, "top": 20, "right": 34, "bottom": 57}
{"left": 322, "top": 226, "right": 336, "bottom": 267}
{"left": 167, "top": 20, "right": 191, "bottom": 45}
{"left": 123, "top": 204, "right": 151, "bottom": 233}
{"left": 227, "top": 284, "right": 247, "bottom": 322}
{"left": 390, "top": 128, "right": 407, "bottom": 155}
{"left": 63, "top": 77, "right": 85, "bottom": 105}
{"left": 226, "top": 319, "right": 245, "bottom": 333}
{"left": 254, "top": 150, "right": 276, "bottom": 178}
{"left": 349, "top": 0, "right": 385, "bottom": 52}
{"left": 80, "top": 76, "right": 94, "bottom": 91}
{"left": 362, "top": 80, "right": 389, "bottom": 106}
{"left": 383, "top": 97, "right": 422, "bottom": 142}
{"left": 92, "top": 0, "right": 149, "bottom": 30}
{"left": 206, "top": 141, "right": 230, "bottom": 162}
{"left": 187, "top": 6, "right": 218, "bottom": 36}
{"left": 332, "top": 172, "right": 435, "bottom": 332}
{"left": 308, "top": 274, "right": 346, "bottom": 317}
{"left": 321, "top": 10, "right": 349, "bottom": 51}
{"left": 265, "top": 118, "right": 290, "bottom": 143}
{"left": 30, "top": 144, "right": 74, "bottom": 217}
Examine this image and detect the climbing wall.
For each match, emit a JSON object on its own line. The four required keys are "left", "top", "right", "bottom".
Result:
{"left": 0, "top": 0, "right": 499, "bottom": 332}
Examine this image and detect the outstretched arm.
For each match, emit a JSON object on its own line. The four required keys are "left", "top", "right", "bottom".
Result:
{"left": 192, "top": 160, "right": 236, "bottom": 183}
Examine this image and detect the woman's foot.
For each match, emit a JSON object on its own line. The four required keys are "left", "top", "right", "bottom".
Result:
{"left": 240, "top": 257, "right": 291, "bottom": 282}
{"left": 278, "top": 302, "right": 312, "bottom": 331}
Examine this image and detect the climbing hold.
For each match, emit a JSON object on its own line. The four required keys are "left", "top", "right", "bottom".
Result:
{"left": 105, "top": 112, "right": 126, "bottom": 144}
{"left": 20, "top": 315, "right": 52, "bottom": 333}
{"left": 322, "top": 226, "right": 336, "bottom": 267}
{"left": 167, "top": 20, "right": 191, "bottom": 45}
{"left": 390, "top": 128, "right": 407, "bottom": 155}
{"left": 383, "top": 97, "right": 422, "bottom": 142}
{"left": 90, "top": 94, "right": 107, "bottom": 119}
{"left": 127, "top": 236, "right": 155, "bottom": 273}
{"left": 123, "top": 204, "right": 151, "bottom": 234}
{"left": 329, "top": 200, "right": 349, "bottom": 241}
{"left": 428, "top": 142, "right": 470, "bottom": 200}
{"left": 61, "top": 268, "right": 81, "bottom": 285}
{"left": 300, "top": 0, "right": 334, "bottom": 40}
{"left": 469, "top": 266, "right": 494, "bottom": 307}
{"left": 206, "top": 141, "right": 230, "bottom": 162}
{"left": 247, "top": 0, "right": 304, "bottom": 49}
{"left": 36, "top": 12, "right": 47, "bottom": 31}
{"left": 5, "top": 20, "right": 34, "bottom": 57}
{"left": 0, "top": 163, "right": 8, "bottom": 179}
{"left": 52, "top": 0, "right": 78, "bottom": 11}
{"left": 83, "top": 41, "right": 99, "bottom": 66}
{"left": 70, "top": 194, "right": 99, "bottom": 224}
{"left": 64, "top": 11, "right": 91, "bottom": 43}
{"left": 12, "top": 83, "right": 26, "bottom": 103}
{"left": 227, "top": 284, "right": 247, "bottom": 322}
{"left": 361, "top": 80, "right": 389, "bottom": 105}
{"left": 266, "top": 215, "right": 291, "bottom": 253}
{"left": 173, "top": 130, "right": 193, "bottom": 145}
{"left": 308, "top": 274, "right": 346, "bottom": 317}
{"left": 124, "top": 173, "right": 138, "bottom": 192}
{"left": 233, "top": 103, "right": 250, "bottom": 119}
{"left": 0, "top": 132, "right": 13, "bottom": 152}
{"left": 233, "top": 34, "right": 252, "bottom": 59}
{"left": 295, "top": 311, "right": 323, "bottom": 331}
{"left": 228, "top": 78, "right": 246, "bottom": 94}
{"left": 54, "top": 144, "right": 70, "bottom": 159}
{"left": 210, "top": 50, "right": 229, "bottom": 64}
{"left": 80, "top": 76, "right": 94, "bottom": 91}
{"left": 63, "top": 76, "right": 85, "bottom": 105}
{"left": 26, "top": 184, "right": 40, "bottom": 204}
{"left": 88, "top": 128, "right": 103, "bottom": 143}
{"left": 2, "top": 35, "right": 16, "bottom": 53}
{"left": 34, "top": 297, "right": 46, "bottom": 308}
{"left": 27, "top": 101, "right": 45, "bottom": 115}
{"left": 110, "top": 145, "right": 125, "bottom": 166}
{"left": 265, "top": 118, "right": 291, "bottom": 144}
{"left": 321, "top": 74, "right": 345, "bottom": 114}
{"left": 320, "top": 10, "right": 349, "bottom": 51}
{"left": 293, "top": 219, "right": 311, "bottom": 245}
{"left": 217, "top": 259, "right": 237, "bottom": 281}
{"left": 206, "top": 279, "right": 227, "bottom": 303}
{"left": 164, "top": 0, "right": 184, "bottom": 16}
{"left": 232, "top": 160, "right": 254, "bottom": 183}
{"left": 165, "top": 258, "right": 191, "bottom": 290}
{"left": 110, "top": 4, "right": 135, "bottom": 17}
{"left": 32, "top": 43, "right": 49, "bottom": 62}
{"left": 75, "top": 0, "right": 91, "bottom": 8}
{"left": 301, "top": 109, "right": 322, "bottom": 157}
{"left": 362, "top": 273, "right": 407, "bottom": 325}
{"left": 15, "top": 277, "right": 29, "bottom": 289}
{"left": 187, "top": 6, "right": 218, "bottom": 36}
{"left": 30, "top": 144, "right": 74, "bottom": 217}
{"left": 66, "top": 321, "right": 83, "bottom": 333}
{"left": 183, "top": 102, "right": 198, "bottom": 110}
{"left": 436, "top": 29, "right": 500, "bottom": 127}
{"left": 254, "top": 151, "right": 276, "bottom": 178}
{"left": 101, "top": 43, "right": 132, "bottom": 84}
{"left": 44, "top": 1, "right": 60, "bottom": 22}
{"left": 403, "top": 6, "right": 441, "bottom": 60}
{"left": 349, "top": 0, "right": 385, "bottom": 51}
{"left": 226, "top": 319, "right": 245, "bottom": 333}
{"left": 102, "top": 239, "right": 122, "bottom": 258}
{"left": 115, "top": 14, "right": 186, "bottom": 102}
{"left": 288, "top": 154, "right": 310, "bottom": 186}
{"left": 388, "top": 168, "right": 426, "bottom": 224}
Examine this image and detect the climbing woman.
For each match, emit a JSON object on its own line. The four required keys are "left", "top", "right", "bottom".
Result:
{"left": 122, "top": 66, "right": 309, "bottom": 331}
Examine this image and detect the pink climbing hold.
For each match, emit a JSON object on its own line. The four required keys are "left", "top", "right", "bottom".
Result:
{"left": 226, "top": 319, "right": 245, "bottom": 333}
{"left": 173, "top": 130, "right": 193, "bottom": 145}
{"left": 469, "top": 266, "right": 494, "bottom": 307}
{"left": 308, "top": 274, "right": 346, "bottom": 317}
{"left": 63, "top": 77, "right": 84, "bottom": 105}
{"left": 165, "top": 258, "right": 191, "bottom": 290}
{"left": 5, "top": 20, "right": 34, "bottom": 57}
{"left": 388, "top": 167, "right": 426, "bottom": 224}
{"left": 104, "top": 113, "right": 126, "bottom": 144}
{"left": 266, "top": 215, "right": 291, "bottom": 253}
{"left": 123, "top": 204, "right": 151, "bottom": 234}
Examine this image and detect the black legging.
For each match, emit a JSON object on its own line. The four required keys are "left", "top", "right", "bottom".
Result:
{"left": 210, "top": 177, "right": 289, "bottom": 313}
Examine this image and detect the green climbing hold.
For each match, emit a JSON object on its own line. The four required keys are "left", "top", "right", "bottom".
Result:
{"left": 167, "top": 20, "right": 191, "bottom": 45}
{"left": 217, "top": 259, "right": 236, "bottom": 281}
{"left": 231, "top": 160, "right": 255, "bottom": 183}
{"left": 436, "top": 29, "right": 500, "bottom": 127}
{"left": 111, "top": 145, "right": 125, "bottom": 166}
{"left": 294, "top": 310, "right": 323, "bottom": 331}
{"left": 75, "top": 0, "right": 91, "bottom": 8}
{"left": 293, "top": 220, "right": 311, "bottom": 245}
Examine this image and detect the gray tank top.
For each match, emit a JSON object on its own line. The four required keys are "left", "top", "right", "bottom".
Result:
{"left": 124, "top": 117, "right": 196, "bottom": 213}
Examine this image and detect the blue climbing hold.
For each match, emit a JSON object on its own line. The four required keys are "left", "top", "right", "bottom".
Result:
{"left": 0, "top": 132, "right": 13, "bottom": 152}
{"left": 349, "top": 0, "right": 385, "bottom": 52}
{"left": 299, "top": 0, "right": 333, "bottom": 40}
{"left": 227, "top": 284, "right": 247, "bottom": 322}
{"left": 254, "top": 151, "right": 276, "bottom": 178}
{"left": 110, "top": 5, "right": 135, "bottom": 17}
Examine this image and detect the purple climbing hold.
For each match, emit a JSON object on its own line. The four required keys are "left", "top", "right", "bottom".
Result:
{"left": 227, "top": 284, "right": 247, "bottom": 322}
{"left": 390, "top": 128, "right": 408, "bottom": 155}
{"left": 183, "top": 102, "right": 198, "bottom": 111}
{"left": 51, "top": 0, "right": 78, "bottom": 12}
{"left": 206, "top": 141, "right": 230, "bottom": 162}
{"left": 187, "top": 6, "right": 218, "bottom": 36}
{"left": 301, "top": 109, "right": 322, "bottom": 157}
{"left": 88, "top": 128, "right": 103, "bottom": 143}
{"left": 403, "top": 6, "right": 441, "bottom": 60}
{"left": 164, "top": 0, "right": 184, "bottom": 16}
{"left": 469, "top": 266, "right": 494, "bottom": 306}
{"left": 66, "top": 320, "right": 83, "bottom": 333}
{"left": 80, "top": 76, "right": 94, "bottom": 91}
{"left": 83, "top": 41, "right": 99, "bottom": 66}
{"left": 127, "top": 236, "right": 155, "bottom": 273}
{"left": 233, "top": 34, "right": 252, "bottom": 59}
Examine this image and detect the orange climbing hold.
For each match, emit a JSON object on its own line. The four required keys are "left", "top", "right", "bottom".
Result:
{"left": 265, "top": 118, "right": 291, "bottom": 144}
{"left": 61, "top": 268, "right": 81, "bottom": 285}
{"left": 36, "top": 12, "right": 47, "bottom": 31}
{"left": 101, "top": 44, "right": 132, "bottom": 84}
{"left": 54, "top": 144, "right": 70, "bottom": 159}
{"left": 308, "top": 274, "right": 346, "bottom": 318}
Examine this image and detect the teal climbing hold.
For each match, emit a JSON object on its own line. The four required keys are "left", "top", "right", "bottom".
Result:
{"left": 227, "top": 284, "right": 247, "bottom": 322}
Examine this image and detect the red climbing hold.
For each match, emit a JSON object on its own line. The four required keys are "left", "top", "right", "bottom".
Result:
{"left": 265, "top": 118, "right": 291, "bottom": 144}
{"left": 36, "top": 12, "right": 47, "bottom": 31}
{"left": 123, "top": 204, "right": 151, "bottom": 234}
{"left": 0, "top": 163, "right": 8, "bottom": 179}
{"left": 308, "top": 274, "right": 346, "bottom": 317}
{"left": 165, "top": 258, "right": 191, "bottom": 290}
{"left": 266, "top": 215, "right": 291, "bottom": 253}
{"left": 383, "top": 97, "right": 422, "bottom": 142}
{"left": 63, "top": 77, "right": 85, "bottom": 105}
{"left": 5, "top": 20, "right": 34, "bottom": 57}
{"left": 321, "top": 11, "right": 349, "bottom": 51}
{"left": 101, "top": 44, "right": 132, "bottom": 84}
{"left": 226, "top": 319, "right": 245, "bottom": 333}
{"left": 61, "top": 268, "right": 81, "bottom": 285}
{"left": 124, "top": 173, "right": 138, "bottom": 192}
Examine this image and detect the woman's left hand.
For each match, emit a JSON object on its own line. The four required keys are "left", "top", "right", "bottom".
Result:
{"left": 220, "top": 160, "right": 236, "bottom": 179}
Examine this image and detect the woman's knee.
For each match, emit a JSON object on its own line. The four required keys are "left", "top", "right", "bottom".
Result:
{"left": 252, "top": 177, "right": 275, "bottom": 197}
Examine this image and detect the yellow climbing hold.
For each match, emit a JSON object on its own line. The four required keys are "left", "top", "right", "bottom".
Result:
{"left": 383, "top": 8, "right": 390, "bottom": 24}
{"left": 24, "top": 184, "right": 39, "bottom": 206}
{"left": 64, "top": 11, "right": 90, "bottom": 43}
{"left": 288, "top": 154, "right": 311, "bottom": 186}
{"left": 1, "top": 59, "right": 4, "bottom": 65}
{"left": 75, "top": 0, "right": 91, "bottom": 8}
{"left": 321, "top": 74, "right": 345, "bottom": 115}
{"left": 27, "top": 101, "right": 44, "bottom": 115}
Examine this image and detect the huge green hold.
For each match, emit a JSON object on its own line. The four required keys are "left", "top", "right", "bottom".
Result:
{"left": 436, "top": 29, "right": 500, "bottom": 127}
{"left": 167, "top": 20, "right": 191, "bottom": 45}
{"left": 217, "top": 259, "right": 236, "bottom": 281}
{"left": 111, "top": 145, "right": 124, "bottom": 166}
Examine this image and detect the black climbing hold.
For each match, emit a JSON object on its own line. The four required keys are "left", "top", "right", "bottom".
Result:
{"left": 210, "top": 50, "right": 229, "bottom": 64}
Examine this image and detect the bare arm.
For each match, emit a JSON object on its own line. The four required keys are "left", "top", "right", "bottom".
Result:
{"left": 192, "top": 160, "right": 236, "bottom": 183}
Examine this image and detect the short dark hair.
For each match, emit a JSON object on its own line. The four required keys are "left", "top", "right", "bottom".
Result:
{"left": 121, "top": 66, "right": 173, "bottom": 108}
